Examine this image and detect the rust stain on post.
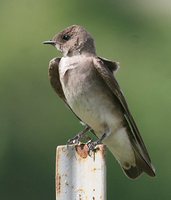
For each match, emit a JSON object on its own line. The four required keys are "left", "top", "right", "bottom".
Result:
{"left": 96, "top": 145, "right": 106, "bottom": 159}
{"left": 56, "top": 173, "right": 61, "bottom": 194}
{"left": 75, "top": 144, "right": 89, "bottom": 159}
{"left": 75, "top": 144, "right": 106, "bottom": 159}
{"left": 56, "top": 147, "right": 62, "bottom": 194}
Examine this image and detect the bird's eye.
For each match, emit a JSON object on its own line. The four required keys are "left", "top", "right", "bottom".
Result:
{"left": 62, "top": 34, "right": 71, "bottom": 41}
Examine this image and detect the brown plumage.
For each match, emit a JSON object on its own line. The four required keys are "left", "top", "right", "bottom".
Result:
{"left": 44, "top": 25, "right": 156, "bottom": 179}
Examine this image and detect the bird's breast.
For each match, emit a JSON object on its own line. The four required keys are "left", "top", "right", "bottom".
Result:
{"left": 59, "top": 55, "right": 94, "bottom": 101}
{"left": 60, "top": 62, "right": 94, "bottom": 105}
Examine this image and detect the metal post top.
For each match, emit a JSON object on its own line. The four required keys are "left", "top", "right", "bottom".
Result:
{"left": 56, "top": 144, "right": 107, "bottom": 200}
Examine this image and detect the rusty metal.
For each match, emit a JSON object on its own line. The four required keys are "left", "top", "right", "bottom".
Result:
{"left": 56, "top": 144, "right": 106, "bottom": 200}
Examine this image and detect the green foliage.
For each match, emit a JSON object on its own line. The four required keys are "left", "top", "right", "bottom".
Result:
{"left": 0, "top": 0, "right": 171, "bottom": 199}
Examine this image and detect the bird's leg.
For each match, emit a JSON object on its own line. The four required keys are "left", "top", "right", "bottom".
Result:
{"left": 87, "top": 132, "right": 107, "bottom": 152}
{"left": 67, "top": 125, "right": 91, "bottom": 145}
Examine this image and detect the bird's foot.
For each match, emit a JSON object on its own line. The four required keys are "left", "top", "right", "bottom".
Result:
{"left": 67, "top": 126, "right": 91, "bottom": 145}
{"left": 86, "top": 133, "right": 107, "bottom": 155}
{"left": 67, "top": 134, "right": 81, "bottom": 145}
{"left": 87, "top": 139, "right": 101, "bottom": 151}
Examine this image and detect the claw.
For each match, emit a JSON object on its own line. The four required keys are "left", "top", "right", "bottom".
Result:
{"left": 86, "top": 133, "right": 107, "bottom": 155}
{"left": 67, "top": 125, "right": 91, "bottom": 146}
{"left": 87, "top": 140, "right": 96, "bottom": 151}
{"left": 86, "top": 140, "right": 99, "bottom": 156}
{"left": 67, "top": 136, "right": 80, "bottom": 145}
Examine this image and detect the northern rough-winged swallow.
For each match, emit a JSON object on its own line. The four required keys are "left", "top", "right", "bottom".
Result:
{"left": 43, "top": 25, "right": 155, "bottom": 179}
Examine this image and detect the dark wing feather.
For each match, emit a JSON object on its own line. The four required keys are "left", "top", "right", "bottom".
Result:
{"left": 48, "top": 57, "right": 80, "bottom": 113}
{"left": 98, "top": 56, "right": 119, "bottom": 73}
{"left": 48, "top": 57, "right": 67, "bottom": 103}
{"left": 93, "top": 57, "right": 155, "bottom": 177}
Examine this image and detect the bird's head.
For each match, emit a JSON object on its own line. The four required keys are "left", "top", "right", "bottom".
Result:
{"left": 43, "top": 25, "right": 96, "bottom": 56}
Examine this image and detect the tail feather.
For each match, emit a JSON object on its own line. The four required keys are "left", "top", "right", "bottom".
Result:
{"left": 122, "top": 151, "right": 155, "bottom": 179}
{"left": 123, "top": 165, "right": 143, "bottom": 179}
{"left": 104, "top": 126, "right": 155, "bottom": 179}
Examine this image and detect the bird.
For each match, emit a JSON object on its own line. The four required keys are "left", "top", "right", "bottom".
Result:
{"left": 43, "top": 25, "right": 155, "bottom": 179}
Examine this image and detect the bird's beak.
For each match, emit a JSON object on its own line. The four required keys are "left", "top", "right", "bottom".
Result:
{"left": 42, "top": 40, "right": 56, "bottom": 45}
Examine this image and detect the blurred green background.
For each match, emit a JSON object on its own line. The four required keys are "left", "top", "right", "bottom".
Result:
{"left": 0, "top": 0, "right": 171, "bottom": 199}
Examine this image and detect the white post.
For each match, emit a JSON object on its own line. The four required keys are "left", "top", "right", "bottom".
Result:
{"left": 56, "top": 144, "right": 106, "bottom": 200}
